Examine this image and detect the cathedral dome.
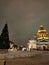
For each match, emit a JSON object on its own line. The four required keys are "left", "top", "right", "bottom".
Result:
{"left": 38, "top": 25, "right": 47, "bottom": 32}
{"left": 37, "top": 25, "right": 49, "bottom": 40}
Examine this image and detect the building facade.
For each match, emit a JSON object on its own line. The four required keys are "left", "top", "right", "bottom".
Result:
{"left": 27, "top": 25, "right": 49, "bottom": 51}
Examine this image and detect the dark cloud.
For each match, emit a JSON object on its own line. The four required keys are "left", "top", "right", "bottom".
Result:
{"left": 0, "top": 0, "right": 49, "bottom": 45}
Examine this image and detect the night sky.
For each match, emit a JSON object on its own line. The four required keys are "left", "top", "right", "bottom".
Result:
{"left": 0, "top": 0, "right": 49, "bottom": 45}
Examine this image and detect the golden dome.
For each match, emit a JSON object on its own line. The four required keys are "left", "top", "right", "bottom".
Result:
{"left": 37, "top": 25, "right": 49, "bottom": 40}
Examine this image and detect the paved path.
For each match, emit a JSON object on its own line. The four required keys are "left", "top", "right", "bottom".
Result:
{"left": 6, "top": 52, "right": 49, "bottom": 65}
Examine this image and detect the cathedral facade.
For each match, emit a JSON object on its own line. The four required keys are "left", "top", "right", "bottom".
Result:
{"left": 27, "top": 25, "right": 49, "bottom": 51}
{"left": 36, "top": 25, "right": 49, "bottom": 50}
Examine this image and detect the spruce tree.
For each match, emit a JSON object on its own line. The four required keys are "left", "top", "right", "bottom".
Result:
{"left": 0, "top": 23, "right": 10, "bottom": 49}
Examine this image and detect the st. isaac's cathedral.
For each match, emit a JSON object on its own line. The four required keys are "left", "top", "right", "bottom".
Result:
{"left": 27, "top": 25, "right": 49, "bottom": 51}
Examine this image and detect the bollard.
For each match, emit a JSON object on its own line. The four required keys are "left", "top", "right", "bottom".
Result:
{"left": 4, "top": 60, "right": 6, "bottom": 65}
